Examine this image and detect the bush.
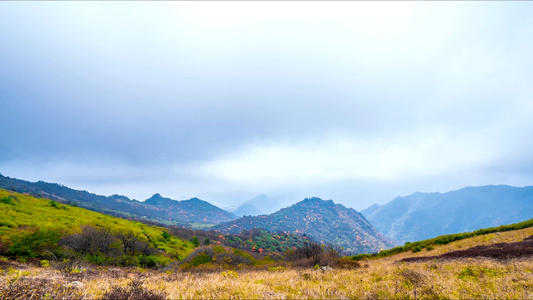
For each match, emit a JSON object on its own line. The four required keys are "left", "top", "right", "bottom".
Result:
{"left": 8, "top": 228, "right": 61, "bottom": 258}
{"left": 232, "top": 248, "right": 255, "bottom": 263}
{"left": 102, "top": 277, "right": 167, "bottom": 300}
{"left": 189, "top": 253, "right": 212, "bottom": 267}
{"left": 40, "top": 260, "right": 51, "bottom": 267}
{"left": 0, "top": 220, "right": 16, "bottom": 228}
{"left": 335, "top": 257, "right": 361, "bottom": 269}
{"left": 212, "top": 245, "right": 226, "bottom": 253}
{"left": 268, "top": 266, "right": 286, "bottom": 272}
{"left": 140, "top": 255, "right": 170, "bottom": 269}
{"left": 0, "top": 196, "right": 15, "bottom": 205}
{"left": 411, "top": 246, "right": 422, "bottom": 253}
{"left": 119, "top": 255, "right": 140, "bottom": 267}
{"left": 214, "top": 252, "right": 252, "bottom": 267}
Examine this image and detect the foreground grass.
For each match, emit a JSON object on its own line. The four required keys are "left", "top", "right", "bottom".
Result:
{"left": 1, "top": 257, "right": 532, "bottom": 299}
{"left": 2, "top": 213, "right": 533, "bottom": 299}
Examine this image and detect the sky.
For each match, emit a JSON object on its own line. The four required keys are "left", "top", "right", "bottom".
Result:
{"left": 1, "top": 2, "right": 533, "bottom": 210}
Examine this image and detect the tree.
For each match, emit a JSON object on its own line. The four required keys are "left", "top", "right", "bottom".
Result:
{"left": 161, "top": 231, "right": 171, "bottom": 241}
{"left": 191, "top": 236, "right": 200, "bottom": 248}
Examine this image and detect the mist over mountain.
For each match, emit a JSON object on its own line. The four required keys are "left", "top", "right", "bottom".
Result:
{"left": 214, "top": 197, "right": 395, "bottom": 255}
{"left": 231, "top": 194, "right": 282, "bottom": 217}
{"left": 361, "top": 185, "right": 533, "bottom": 244}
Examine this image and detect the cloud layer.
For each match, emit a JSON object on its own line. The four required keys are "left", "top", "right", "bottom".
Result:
{"left": 1, "top": 2, "right": 533, "bottom": 209}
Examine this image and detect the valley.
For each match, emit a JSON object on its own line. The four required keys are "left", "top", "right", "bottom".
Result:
{"left": 1, "top": 175, "right": 533, "bottom": 299}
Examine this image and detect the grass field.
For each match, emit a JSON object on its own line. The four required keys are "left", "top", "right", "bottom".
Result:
{"left": 2, "top": 226, "right": 533, "bottom": 299}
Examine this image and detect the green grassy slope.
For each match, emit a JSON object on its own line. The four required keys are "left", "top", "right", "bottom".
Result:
{"left": 350, "top": 217, "right": 533, "bottom": 261}
{"left": 0, "top": 188, "right": 195, "bottom": 265}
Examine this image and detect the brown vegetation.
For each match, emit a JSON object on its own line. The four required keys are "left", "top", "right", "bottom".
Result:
{"left": 1, "top": 226, "right": 533, "bottom": 299}
{"left": 400, "top": 235, "right": 533, "bottom": 262}
{"left": 1, "top": 256, "right": 532, "bottom": 299}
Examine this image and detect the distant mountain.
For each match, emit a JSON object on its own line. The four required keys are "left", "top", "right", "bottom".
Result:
{"left": 0, "top": 173, "right": 237, "bottom": 226}
{"left": 232, "top": 194, "right": 282, "bottom": 216}
{"left": 213, "top": 197, "right": 395, "bottom": 255}
{"left": 360, "top": 185, "right": 533, "bottom": 245}
{"left": 144, "top": 193, "right": 237, "bottom": 224}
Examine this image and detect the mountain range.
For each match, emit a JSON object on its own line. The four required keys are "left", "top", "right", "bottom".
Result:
{"left": 361, "top": 185, "right": 533, "bottom": 244}
{"left": 213, "top": 197, "right": 395, "bottom": 255}
{"left": 3, "top": 172, "right": 532, "bottom": 255}
{"left": 0, "top": 173, "right": 237, "bottom": 226}
{"left": 229, "top": 194, "right": 282, "bottom": 217}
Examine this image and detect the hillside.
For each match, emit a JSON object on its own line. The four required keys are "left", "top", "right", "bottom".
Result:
{"left": 213, "top": 197, "right": 395, "bottom": 255}
{"left": 0, "top": 174, "right": 237, "bottom": 226}
{"left": 144, "top": 193, "right": 237, "bottom": 224}
{"left": 361, "top": 185, "right": 533, "bottom": 244}
{"left": 2, "top": 212, "right": 533, "bottom": 300}
{"left": 0, "top": 188, "right": 194, "bottom": 266}
{"left": 232, "top": 194, "right": 282, "bottom": 217}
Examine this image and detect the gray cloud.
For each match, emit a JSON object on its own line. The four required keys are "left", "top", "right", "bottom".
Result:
{"left": 1, "top": 2, "right": 533, "bottom": 209}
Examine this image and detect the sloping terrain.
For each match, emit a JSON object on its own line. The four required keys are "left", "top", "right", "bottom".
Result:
{"left": 213, "top": 197, "right": 395, "bottom": 254}
{"left": 144, "top": 193, "right": 238, "bottom": 224}
{"left": 0, "top": 174, "right": 237, "bottom": 226}
{"left": 0, "top": 188, "right": 195, "bottom": 264}
{"left": 361, "top": 185, "right": 533, "bottom": 244}
{"left": 400, "top": 235, "right": 533, "bottom": 262}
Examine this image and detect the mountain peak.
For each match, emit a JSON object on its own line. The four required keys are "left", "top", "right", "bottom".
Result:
{"left": 215, "top": 197, "right": 394, "bottom": 254}
{"left": 297, "top": 197, "right": 335, "bottom": 208}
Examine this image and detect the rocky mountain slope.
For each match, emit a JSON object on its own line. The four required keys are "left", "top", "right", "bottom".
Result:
{"left": 214, "top": 197, "right": 395, "bottom": 254}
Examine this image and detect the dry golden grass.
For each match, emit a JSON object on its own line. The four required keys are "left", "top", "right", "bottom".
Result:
{"left": 2, "top": 226, "right": 533, "bottom": 299}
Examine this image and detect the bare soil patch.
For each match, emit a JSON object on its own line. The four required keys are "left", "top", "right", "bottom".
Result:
{"left": 400, "top": 235, "right": 533, "bottom": 262}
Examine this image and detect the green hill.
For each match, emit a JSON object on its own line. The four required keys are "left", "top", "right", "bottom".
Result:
{"left": 0, "top": 173, "right": 237, "bottom": 227}
{"left": 213, "top": 197, "right": 395, "bottom": 255}
{"left": 0, "top": 188, "right": 195, "bottom": 267}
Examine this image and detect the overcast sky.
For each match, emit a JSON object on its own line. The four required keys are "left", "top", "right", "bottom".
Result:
{"left": 1, "top": 2, "right": 533, "bottom": 210}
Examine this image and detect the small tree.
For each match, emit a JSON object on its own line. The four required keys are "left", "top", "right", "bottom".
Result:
{"left": 191, "top": 237, "right": 199, "bottom": 248}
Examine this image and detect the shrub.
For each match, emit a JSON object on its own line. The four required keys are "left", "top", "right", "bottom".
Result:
{"left": 268, "top": 266, "right": 286, "bottom": 272}
{"left": 212, "top": 245, "right": 226, "bottom": 253}
{"left": 40, "top": 260, "right": 51, "bottom": 267}
{"left": 232, "top": 248, "right": 255, "bottom": 263}
{"left": 119, "top": 255, "right": 140, "bottom": 267}
{"left": 52, "top": 257, "right": 85, "bottom": 274}
{"left": 102, "top": 277, "right": 167, "bottom": 300}
{"left": 221, "top": 270, "right": 239, "bottom": 278}
{"left": 8, "top": 228, "right": 61, "bottom": 258}
{"left": 0, "top": 220, "right": 16, "bottom": 228}
{"left": 191, "top": 237, "right": 200, "bottom": 247}
{"left": 189, "top": 253, "right": 212, "bottom": 267}
{"left": 140, "top": 255, "right": 170, "bottom": 269}
{"left": 215, "top": 252, "right": 253, "bottom": 267}
{"left": 0, "top": 196, "right": 15, "bottom": 205}
{"left": 335, "top": 257, "right": 361, "bottom": 269}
